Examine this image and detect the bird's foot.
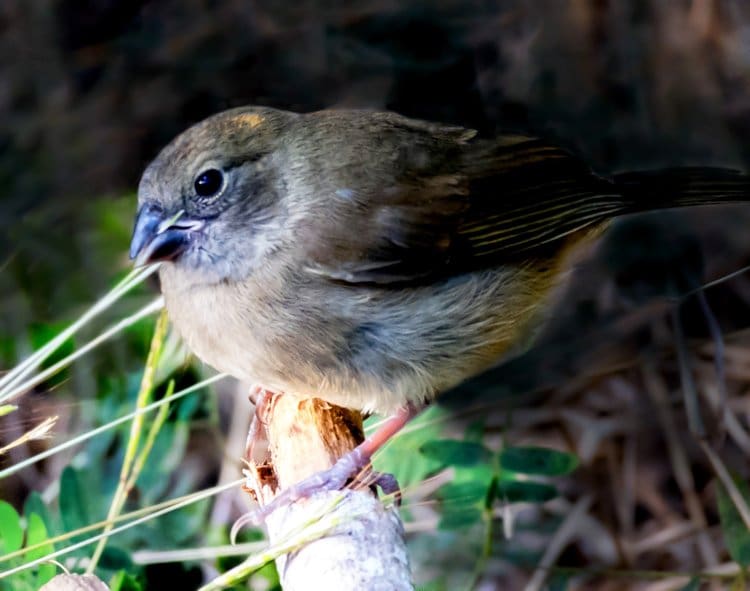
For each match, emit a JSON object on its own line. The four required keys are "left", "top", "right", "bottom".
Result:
{"left": 233, "top": 406, "right": 416, "bottom": 538}
{"left": 232, "top": 444, "right": 400, "bottom": 538}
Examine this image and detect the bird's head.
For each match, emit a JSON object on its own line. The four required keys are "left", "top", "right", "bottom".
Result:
{"left": 130, "top": 106, "right": 297, "bottom": 282}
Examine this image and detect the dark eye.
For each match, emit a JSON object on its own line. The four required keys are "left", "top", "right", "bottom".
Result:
{"left": 194, "top": 169, "right": 224, "bottom": 198}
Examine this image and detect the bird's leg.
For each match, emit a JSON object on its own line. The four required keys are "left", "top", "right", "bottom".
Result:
{"left": 244, "top": 386, "right": 273, "bottom": 462}
{"left": 241, "top": 404, "right": 417, "bottom": 527}
{"left": 320, "top": 404, "right": 417, "bottom": 499}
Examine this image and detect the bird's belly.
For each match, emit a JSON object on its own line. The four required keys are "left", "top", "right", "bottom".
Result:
{"left": 159, "top": 264, "right": 560, "bottom": 414}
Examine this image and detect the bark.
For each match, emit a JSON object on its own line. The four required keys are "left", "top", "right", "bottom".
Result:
{"left": 245, "top": 395, "right": 412, "bottom": 590}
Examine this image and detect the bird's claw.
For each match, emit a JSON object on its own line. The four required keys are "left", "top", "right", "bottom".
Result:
{"left": 231, "top": 446, "right": 400, "bottom": 540}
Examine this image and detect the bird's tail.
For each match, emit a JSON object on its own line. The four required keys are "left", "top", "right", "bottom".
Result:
{"left": 614, "top": 167, "right": 750, "bottom": 213}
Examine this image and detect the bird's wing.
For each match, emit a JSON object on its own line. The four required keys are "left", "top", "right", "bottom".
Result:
{"left": 455, "top": 135, "right": 626, "bottom": 262}
{"left": 300, "top": 116, "right": 626, "bottom": 284}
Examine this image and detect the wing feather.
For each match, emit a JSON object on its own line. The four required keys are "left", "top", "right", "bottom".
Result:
{"left": 298, "top": 113, "right": 626, "bottom": 284}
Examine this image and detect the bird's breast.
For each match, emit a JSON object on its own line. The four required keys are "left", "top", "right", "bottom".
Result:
{"left": 157, "top": 261, "right": 563, "bottom": 414}
{"left": 158, "top": 265, "right": 290, "bottom": 386}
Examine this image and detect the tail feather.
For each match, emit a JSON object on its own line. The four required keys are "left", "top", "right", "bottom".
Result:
{"left": 614, "top": 167, "right": 750, "bottom": 213}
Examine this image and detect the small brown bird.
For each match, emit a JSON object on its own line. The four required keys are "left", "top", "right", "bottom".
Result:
{"left": 130, "top": 106, "right": 748, "bottom": 506}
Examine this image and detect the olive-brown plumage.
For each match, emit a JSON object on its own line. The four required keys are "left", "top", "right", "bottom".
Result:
{"left": 131, "top": 106, "right": 749, "bottom": 414}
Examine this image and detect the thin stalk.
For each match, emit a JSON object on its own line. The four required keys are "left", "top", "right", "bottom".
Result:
{"left": 0, "top": 479, "right": 240, "bottom": 580}
{"left": 0, "top": 405, "right": 17, "bottom": 417}
{"left": 132, "top": 541, "right": 267, "bottom": 565}
{"left": 87, "top": 312, "right": 170, "bottom": 573}
{"left": 0, "top": 416, "right": 57, "bottom": 455}
{"left": 0, "top": 373, "right": 227, "bottom": 480}
{"left": 126, "top": 381, "right": 173, "bottom": 492}
{"left": 671, "top": 307, "right": 706, "bottom": 438}
{"left": 0, "top": 265, "right": 158, "bottom": 401}
{"left": 0, "top": 478, "right": 244, "bottom": 565}
{"left": 525, "top": 495, "right": 594, "bottom": 591}
{"left": 201, "top": 495, "right": 349, "bottom": 591}
{"left": 0, "top": 297, "right": 163, "bottom": 402}
{"left": 701, "top": 441, "right": 750, "bottom": 531}
{"left": 467, "top": 502, "right": 496, "bottom": 590}
{"left": 696, "top": 290, "right": 729, "bottom": 425}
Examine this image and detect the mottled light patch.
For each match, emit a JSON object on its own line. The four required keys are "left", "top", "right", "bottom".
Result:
{"left": 495, "top": 134, "right": 534, "bottom": 147}
{"left": 335, "top": 188, "right": 355, "bottom": 200}
{"left": 235, "top": 113, "right": 265, "bottom": 128}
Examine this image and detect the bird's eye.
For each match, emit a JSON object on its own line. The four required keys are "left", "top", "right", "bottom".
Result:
{"left": 194, "top": 169, "right": 224, "bottom": 199}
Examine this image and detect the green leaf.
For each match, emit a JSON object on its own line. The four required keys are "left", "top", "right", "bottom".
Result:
{"left": 253, "top": 561, "right": 281, "bottom": 590}
{"left": 495, "top": 480, "right": 557, "bottom": 503}
{"left": 436, "top": 480, "right": 491, "bottom": 530}
{"left": 59, "top": 466, "right": 90, "bottom": 541}
{"left": 438, "top": 505, "right": 483, "bottom": 530}
{"left": 717, "top": 477, "right": 750, "bottom": 567}
{"left": 176, "top": 388, "right": 203, "bottom": 421}
{"left": 100, "top": 546, "right": 134, "bottom": 572}
{"left": 0, "top": 500, "right": 23, "bottom": 553}
{"left": 420, "top": 439, "right": 493, "bottom": 468}
{"left": 109, "top": 570, "right": 143, "bottom": 591}
{"left": 438, "top": 480, "right": 491, "bottom": 506}
{"left": 136, "top": 421, "right": 190, "bottom": 504}
{"left": 23, "top": 492, "right": 55, "bottom": 537}
{"left": 373, "top": 406, "right": 448, "bottom": 490}
{"left": 150, "top": 499, "right": 209, "bottom": 546}
{"left": 500, "top": 446, "right": 578, "bottom": 476}
{"left": 452, "top": 463, "right": 495, "bottom": 483}
{"left": 26, "top": 513, "right": 56, "bottom": 587}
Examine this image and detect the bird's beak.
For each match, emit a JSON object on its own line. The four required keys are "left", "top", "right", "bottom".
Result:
{"left": 129, "top": 205, "right": 205, "bottom": 266}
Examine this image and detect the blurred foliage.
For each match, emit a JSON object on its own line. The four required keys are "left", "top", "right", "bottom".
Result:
{"left": 0, "top": 337, "right": 218, "bottom": 589}
{"left": 717, "top": 477, "right": 750, "bottom": 568}
{"left": 376, "top": 420, "right": 578, "bottom": 589}
{"left": 0, "top": 500, "right": 55, "bottom": 590}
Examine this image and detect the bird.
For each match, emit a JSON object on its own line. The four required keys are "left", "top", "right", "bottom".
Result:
{"left": 130, "top": 105, "right": 749, "bottom": 513}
